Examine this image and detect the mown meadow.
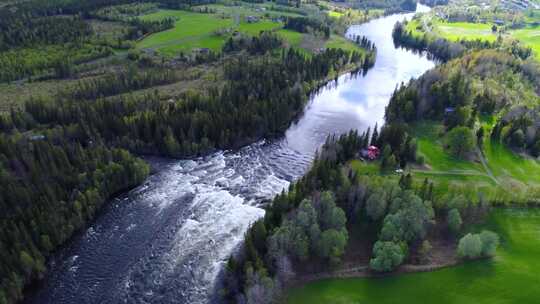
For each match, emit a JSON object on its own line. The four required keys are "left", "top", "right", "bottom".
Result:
{"left": 136, "top": 4, "right": 365, "bottom": 56}
{"left": 286, "top": 208, "right": 540, "bottom": 304}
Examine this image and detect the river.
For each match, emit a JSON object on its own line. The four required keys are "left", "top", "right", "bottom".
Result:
{"left": 26, "top": 5, "right": 434, "bottom": 304}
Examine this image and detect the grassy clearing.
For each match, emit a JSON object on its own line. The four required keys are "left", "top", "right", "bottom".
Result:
{"left": 206, "top": 3, "right": 305, "bottom": 18}
{"left": 278, "top": 29, "right": 304, "bottom": 47}
{"left": 435, "top": 21, "right": 497, "bottom": 42}
{"left": 137, "top": 10, "right": 233, "bottom": 55}
{"left": 286, "top": 208, "right": 540, "bottom": 304}
{"left": 325, "top": 34, "right": 364, "bottom": 52}
{"left": 0, "top": 80, "right": 76, "bottom": 111}
{"left": 411, "top": 121, "right": 484, "bottom": 172}
{"left": 479, "top": 115, "right": 540, "bottom": 187}
{"left": 237, "top": 20, "right": 282, "bottom": 35}
{"left": 510, "top": 25, "right": 540, "bottom": 60}
{"left": 405, "top": 121, "right": 539, "bottom": 203}
{"left": 137, "top": 9, "right": 285, "bottom": 56}
{"left": 328, "top": 10, "right": 344, "bottom": 18}
{"left": 483, "top": 140, "right": 540, "bottom": 186}
{"left": 350, "top": 159, "right": 382, "bottom": 176}
{"left": 409, "top": 14, "right": 540, "bottom": 60}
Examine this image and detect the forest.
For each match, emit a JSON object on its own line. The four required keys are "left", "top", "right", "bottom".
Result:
{"left": 0, "top": 134, "right": 149, "bottom": 303}
{"left": 8, "top": 43, "right": 371, "bottom": 157}
{"left": 0, "top": 9, "right": 376, "bottom": 299}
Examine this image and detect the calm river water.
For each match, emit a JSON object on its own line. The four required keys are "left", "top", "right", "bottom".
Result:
{"left": 26, "top": 5, "right": 434, "bottom": 304}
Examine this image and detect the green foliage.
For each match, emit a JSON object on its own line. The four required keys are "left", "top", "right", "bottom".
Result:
{"left": 268, "top": 193, "right": 348, "bottom": 263}
{"left": 380, "top": 191, "right": 434, "bottom": 243}
{"left": 457, "top": 233, "right": 483, "bottom": 259}
{"left": 366, "top": 191, "right": 387, "bottom": 221}
{"left": 447, "top": 208, "right": 463, "bottom": 234}
{"left": 0, "top": 44, "right": 112, "bottom": 83}
{"left": 11, "top": 45, "right": 365, "bottom": 159}
{"left": 446, "top": 126, "right": 475, "bottom": 158}
{"left": 62, "top": 67, "right": 177, "bottom": 100}
{"left": 369, "top": 241, "right": 406, "bottom": 272}
{"left": 0, "top": 132, "right": 149, "bottom": 303}
{"left": 458, "top": 230, "right": 499, "bottom": 259}
{"left": 418, "top": 240, "right": 432, "bottom": 263}
{"left": 319, "top": 229, "right": 348, "bottom": 265}
{"left": 0, "top": 15, "right": 92, "bottom": 52}
{"left": 479, "top": 230, "right": 500, "bottom": 257}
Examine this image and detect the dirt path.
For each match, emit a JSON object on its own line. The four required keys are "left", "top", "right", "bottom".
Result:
{"left": 290, "top": 260, "right": 459, "bottom": 286}
{"left": 476, "top": 147, "right": 500, "bottom": 185}
{"left": 412, "top": 169, "right": 489, "bottom": 176}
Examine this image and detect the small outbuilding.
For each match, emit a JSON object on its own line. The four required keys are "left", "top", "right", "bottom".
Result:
{"left": 361, "top": 145, "right": 380, "bottom": 160}
{"left": 246, "top": 15, "right": 259, "bottom": 23}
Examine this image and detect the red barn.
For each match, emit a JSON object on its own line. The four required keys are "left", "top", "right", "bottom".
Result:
{"left": 361, "top": 146, "right": 380, "bottom": 160}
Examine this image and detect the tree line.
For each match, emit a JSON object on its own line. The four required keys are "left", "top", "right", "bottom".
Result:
{"left": 2, "top": 38, "right": 371, "bottom": 159}
{"left": 0, "top": 15, "right": 92, "bottom": 52}
{"left": 284, "top": 17, "right": 331, "bottom": 39}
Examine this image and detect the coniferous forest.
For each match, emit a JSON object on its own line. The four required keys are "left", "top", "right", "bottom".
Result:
{"left": 0, "top": 0, "right": 376, "bottom": 301}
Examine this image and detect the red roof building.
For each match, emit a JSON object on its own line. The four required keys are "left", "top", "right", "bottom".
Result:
{"left": 361, "top": 146, "right": 380, "bottom": 160}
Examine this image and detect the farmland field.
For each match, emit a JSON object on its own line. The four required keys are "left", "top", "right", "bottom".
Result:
{"left": 136, "top": 9, "right": 286, "bottom": 56}
{"left": 278, "top": 29, "right": 304, "bottom": 47}
{"left": 407, "top": 121, "right": 540, "bottom": 203}
{"left": 136, "top": 10, "right": 233, "bottom": 55}
{"left": 286, "top": 208, "right": 540, "bottom": 304}
{"left": 435, "top": 21, "right": 497, "bottom": 42}
{"left": 325, "top": 34, "right": 364, "bottom": 52}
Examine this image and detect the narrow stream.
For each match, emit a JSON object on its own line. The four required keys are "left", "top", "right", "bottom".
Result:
{"left": 26, "top": 5, "right": 435, "bottom": 304}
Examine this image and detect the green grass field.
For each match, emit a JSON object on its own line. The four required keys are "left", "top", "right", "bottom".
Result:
{"left": 137, "top": 10, "right": 233, "bottom": 55}
{"left": 405, "top": 17, "right": 498, "bottom": 42}
{"left": 206, "top": 3, "right": 305, "bottom": 18}
{"left": 435, "top": 21, "right": 498, "bottom": 42}
{"left": 411, "top": 121, "right": 484, "bottom": 172}
{"left": 483, "top": 140, "right": 540, "bottom": 186}
{"left": 510, "top": 25, "right": 540, "bottom": 60}
{"left": 277, "top": 29, "right": 304, "bottom": 47}
{"left": 136, "top": 6, "right": 367, "bottom": 56}
{"left": 325, "top": 34, "right": 364, "bottom": 52}
{"left": 286, "top": 208, "right": 540, "bottom": 304}
{"left": 136, "top": 9, "right": 287, "bottom": 56}
{"left": 407, "top": 121, "right": 539, "bottom": 203}
{"left": 328, "top": 10, "right": 343, "bottom": 18}
{"left": 409, "top": 14, "right": 540, "bottom": 61}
